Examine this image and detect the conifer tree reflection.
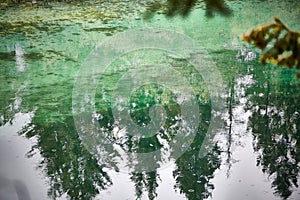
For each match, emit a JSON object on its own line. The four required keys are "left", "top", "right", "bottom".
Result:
{"left": 130, "top": 171, "right": 159, "bottom": 200}
{"left": 173, "top": 104, "right": 221, "bottom": 200}
{"left": 246, "top": 67, "right": 300, "bottom": 199}
{"left": 173, "top": 142, "right": 221, "bottom": 199}
{"left": 20, "top": 117, "right": 114, "bottom": 199}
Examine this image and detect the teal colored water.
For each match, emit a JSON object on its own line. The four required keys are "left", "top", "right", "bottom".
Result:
{"left": 0, "top": 1, "right": 300, "bottom": 199}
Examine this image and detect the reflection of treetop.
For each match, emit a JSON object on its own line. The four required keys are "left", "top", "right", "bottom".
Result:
{"left": 143, "top": 0, "right": 232, "bottom": 19}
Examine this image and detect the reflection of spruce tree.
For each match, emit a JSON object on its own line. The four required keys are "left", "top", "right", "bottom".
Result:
{"left": 124, "top": 124, "right": 161, "bottom": 200}
{"left": 130, "top": 171, "right": 159, "bottom": 200}
{"left": 20, "top": 117, "right": 113, "bottom": 200}
{"left": 246, "top": 66, "right": 300, "bottom": 199}
{"left": 172, "top": 104, "right": 221, "bottom": 200}
{"left": 173, "top": 143, "right": 221, "bottom": 199}
{"left": 224, "top": 78, "right": 234, "bottom": 177}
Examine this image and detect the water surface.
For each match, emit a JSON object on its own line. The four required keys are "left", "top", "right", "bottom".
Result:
{"left": 0, "top": 1, "right": 300, "bottom": 199}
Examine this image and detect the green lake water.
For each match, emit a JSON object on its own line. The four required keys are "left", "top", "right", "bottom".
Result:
{"left": 0, "top": 0, "right": 300, "bottom": 199}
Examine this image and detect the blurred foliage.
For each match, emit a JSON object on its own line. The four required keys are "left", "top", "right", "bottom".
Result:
{"left": 143, "top": 0, "right": 232, "bottom": 19}
{"left": 243, "top": 17, "right": 300, "bottom": 77}
{"left": 0, "top": 0, "right": 232, "bottom": 19}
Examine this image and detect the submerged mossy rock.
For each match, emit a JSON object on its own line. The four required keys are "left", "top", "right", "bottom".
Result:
{"left": 0, "top": 0, "right": 144, "bottom": 36}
